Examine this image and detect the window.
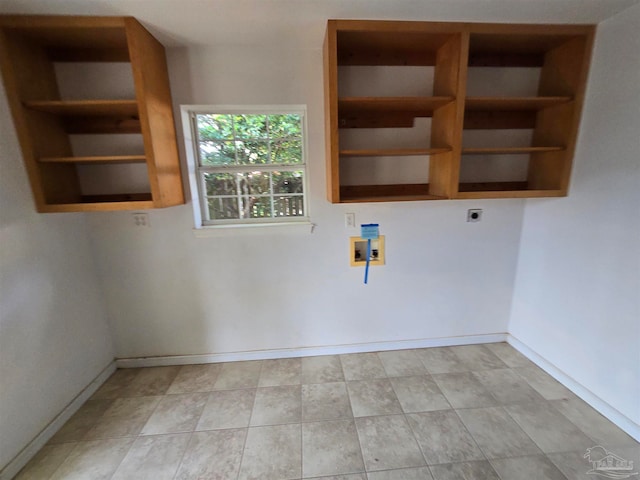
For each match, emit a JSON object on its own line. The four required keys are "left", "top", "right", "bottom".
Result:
{"left": 184, "top": 106, "right": 308, "bottom": 227}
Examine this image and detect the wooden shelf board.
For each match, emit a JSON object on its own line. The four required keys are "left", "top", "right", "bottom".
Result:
{"left": 24, "top": 99, "right": 138, "bottom": 116}
{"left": 340, "top": 183, "right": 446, "bottom": 202}
{"left": 339, "top": 96, "right": 455, "bottom": 114}
{"left": 468, "top": 52, "right": 544, "bottom": 67}
{"left": 340, "top": 148, "right": 451, "bottom": 157}
{"left": 39, "top": 193, "right": 153, "bottom": 212}
{"left": 469, "top": 32, "right": 581, "bottom": 56}
{"left": 39, "top": 155, "right": 146, "bottom": 164}
{"left": 337, "top": 29, "right": 453, "bottom": 66}
{"left": 461, "top": 146, "right": 564, "bottom": 155}
{"left": 0, "top": 16, "right": 129, "bottom": 50}
{"left": 456, "top": 182, "right": 564, "bottom": 198}
{"left": 465, "top": 97, "right": 572, "bottom": 111}
{"left": 456, "top": 189, "right": 565, "bottom": 199}
{"left": 47, "top": 47, "right": 130, "bottom": 62}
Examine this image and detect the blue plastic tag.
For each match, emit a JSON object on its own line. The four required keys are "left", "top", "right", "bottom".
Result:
{"left": 360, "top": 224, "right": 379, "bottom": 240}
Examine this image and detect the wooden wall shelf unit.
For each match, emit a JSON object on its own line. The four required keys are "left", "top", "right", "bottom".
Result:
{"left": 324, "top": 20, "right": 595, "bottom": 203}
{"left": 0, "top": 15, "right": 184, "bottom": 212}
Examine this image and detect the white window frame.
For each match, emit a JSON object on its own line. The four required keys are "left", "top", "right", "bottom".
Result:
{"left": 181, "top": 105, "right": 310, "bottom": 231}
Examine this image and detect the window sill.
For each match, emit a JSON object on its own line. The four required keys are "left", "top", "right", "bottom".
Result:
{"left": 193, "top": 221, "right": 315, "bottom": 238}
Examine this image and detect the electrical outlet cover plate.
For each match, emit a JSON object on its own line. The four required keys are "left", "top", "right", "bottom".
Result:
{"left": 467, "top": 209, "right": 482, "bottom": 222}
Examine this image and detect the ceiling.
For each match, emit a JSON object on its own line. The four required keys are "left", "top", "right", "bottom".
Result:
{"left": 0, "top": 0, "right": 638, "bottom": 49}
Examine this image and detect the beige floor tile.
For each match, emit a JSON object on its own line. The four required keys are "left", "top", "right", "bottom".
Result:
{"left": 302, "top": 355, "right": 345, "bottom": 384}
{"left": 120, "top": 367, "right": 181, "bottom": 397}
{"left": 214, "top": 361, "right": 263, "bottom": 390}
{"left": 91, "top": 369, "right": 139, "bottom": 399}
{"left": 306, "top": 475, "right": 365, "bottom": 480}
{"left": 302, "top": 382, "right": 352, "bottom": 422}
{"left": 238, "top": 424, "right": 301, "bottom": 480}
{"left": 490, "top": 455, "right": 567, "bottom": 480}
{"left": 302, "top": 420, "right": 364, "bottom": 477}
{"left": 259, "top": 358, "right": 302, "bottom": 387}
{"left": 48, "top": 399, "right": 113, "bottom": 444}
{"left": 377, "top": 350, "right": 427, "bottom": 377}
{"left": 389, "top": 375, "right": 450, "bottom": 413}
{"left": 111, "top": 433, "right": 190, "bottom": 480}
{"left": 485, "top": 343, "right": 533, "bottom": 368}
{"left": 414, "top": 347, "right": 469, "bottom": 374}
{"left": 49, "top": 438, "right": 135, "bottom": 480}
{"left": 174, "top": 429, "right": 247, "bottom": 480}
{"left": 506, "top": 402, "right": 594, "bottom": 453}
{"left": 340, "top": 353, "right": 386, "bottom": 381}
{"left": 473, "top": 368, "right": 545, "bottom": 405}
{"left": 407, "top": 410, "right": 484, "bottom": 465}
{"left": 347, "top": 379, "right": 402, "bottom": 417}
{"left": 551, "top": 398, "right": 639, "bottom": 448}
{"left": 14, "top": 443, "right": 77, "bottom": 480}
{"left": 547, "top": 450, "right": 598, "bottom": 480}
{"left": 250, "top": 385, "right": 301, "bottom": 426}
{"left": 449, "top": 345, "right": 506, "bottom": 371}
{"left": 569, "top": 445, "right": 639, "bottom": 480}
{"left": 196, "top": 389, "right": 256, "bottom": 430}
{"left": 429, "top": 460, "right": 500, "bottom": 480}
{"left": 514, "top": 366, "right": 575, "bottom": 400}
{"left": 457, "top": 407, "right": 541, "bottom": 459}
{"left": 432, "top": 372, "right": 497, "bottom": 409}
{"left": 140, "top": 393, "right": 208, "bottom": 435}
{"left": 355, "top": 415, "right": 426, "bottom": 471}
{"left": 84, "top": 396, "right": 161, "bottom": 440}
{"left": 366, "top": 466, "right": 434, "bottom": 479}
{"left": 167, "top": 364, "right": 223, "bottom": 394}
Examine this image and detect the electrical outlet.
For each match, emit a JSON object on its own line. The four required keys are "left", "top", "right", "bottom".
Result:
{"left": 345, "top": 212, "right": 356, "bottom": 228}
{"left": 133, "top": 213, "right": 149, "bottom": 227}
{"left": 467, "top": 209, "right": 482, "bottom": 222}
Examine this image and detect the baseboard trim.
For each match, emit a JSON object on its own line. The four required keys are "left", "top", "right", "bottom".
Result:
{"left": 115, "top": 333, "right": 508, "bottom": 368}
{"left": 507, "top": 334, "right": 640, "bottom": 442}
{"left": 0, "top": 361, "right": 117, "bottom": 480}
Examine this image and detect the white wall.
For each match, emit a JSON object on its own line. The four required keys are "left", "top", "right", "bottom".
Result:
{"left": 510, "top": 4, "right": 640, "bottom": 429}
{"left": 86, "top": 45, "right": 525, "bottom": 359}
{"left": 0, "top": 84, "right": 115, "bottom": 470}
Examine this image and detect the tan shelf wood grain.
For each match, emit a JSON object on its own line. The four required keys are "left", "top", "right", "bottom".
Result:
{"left": 39, "top": 155, "right": 146, "bottom": 164}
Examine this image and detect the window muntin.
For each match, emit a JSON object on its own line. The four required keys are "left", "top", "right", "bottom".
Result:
{"left": 191, "top": 110, "right": 307, "bottom": 225}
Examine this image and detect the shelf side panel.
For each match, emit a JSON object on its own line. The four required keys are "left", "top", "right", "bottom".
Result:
{"left": 0, "top": 29, "right": 81, "bottom": 209}
{"left": 539, "top": 35, "right": 591, "bottom": 97}
{"left": 325, "top": 21, "right": 340, "bottom": 202}
{"left": 536, "top": 30, "right": 595, "bottom": 194}
{"left": 529, "top": 100, "right": 574, "bottom": 191}
{"left": 527, "top": 150, "right": 566, "bottom": 191}
{"left": 125, "top": 18, "right": 184, "bottom": 208}
{"left": 431, "top": 32, "right": 467, "bottom": 197}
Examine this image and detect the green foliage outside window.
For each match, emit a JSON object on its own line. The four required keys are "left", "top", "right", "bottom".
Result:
{"left": 195, "top": 112, "right": 306, "bottom": 222}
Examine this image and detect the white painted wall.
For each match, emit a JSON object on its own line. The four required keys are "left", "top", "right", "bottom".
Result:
{"left": 0, "top": 84, "right": 115, "bottom": 470}
{"left": 86, "top": 44, "right": 525, "bottom": 359}
{"left": 510, "top": 4, "right": 640, "bottom": 428}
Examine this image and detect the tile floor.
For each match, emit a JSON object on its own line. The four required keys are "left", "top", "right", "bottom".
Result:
{"left": 14, "top": 343, "right": 639, "bottom": 480}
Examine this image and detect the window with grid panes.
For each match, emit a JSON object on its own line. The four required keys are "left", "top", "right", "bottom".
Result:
{"left": 189, "top": 108, "right": 308, "bottom": 225}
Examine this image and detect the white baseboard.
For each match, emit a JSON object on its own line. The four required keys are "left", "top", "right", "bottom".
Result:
{"left": 507, "top": 334, "right": 640, "bottom": 442}
{"left": 0, "top": 361, "right": 117, "bottom": 480}
{"left": 115, "top": 333, "right": 508, "bottom": 368}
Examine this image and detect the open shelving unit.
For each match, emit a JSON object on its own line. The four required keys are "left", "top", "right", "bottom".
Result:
{"left": 324, "top": 20, "right": 466, "bottom": 203}
{"left": 457, "top": 25, "right": 594, "bottom": 198}
{"left": 324, "top": 20, "right": 595, "bottom": 203}
{"left": 0, "top": 15, "right": 184, "bottom": 212}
